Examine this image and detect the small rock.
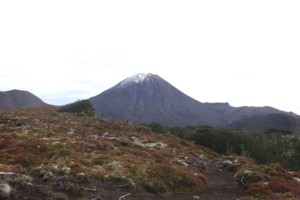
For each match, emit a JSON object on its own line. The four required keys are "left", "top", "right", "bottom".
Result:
{"left": 21, "top": 175, "right": 33, "bottom": 183}
{"left": 0, "top": 172, "right": 15, "bottom": 176}
{"left": 76, "top": 172, "right": 86, "bottom": 180}
{"left": 121, "top": 176, "right": 136, "bottom": 189}
{"left": 223, "top": 160, "right": 233, "bottom": 170}
{"left": 0, "top": 183, "right": 12, "bottom": 198}
{"left": 143, "top": 182, "right": 165, "bottom": 194}
{"left": 62, "top": 167, "right": 71, "bottom": 175}
{"left": 102, "top": 132, "right": 109, "bottom": 137}
{"left": 43, "top": 171, "right": 55, "bottom": 181}
{"left": 67, "top": 128, "right": 75, "bottom": 135}
{"left": 52, "top": 165, "right": 61, "bottom": 173}
{"left": 193, "top": 196, "right": 200, "bottom": 199}
{"left": 51, "top": 141, "right": 61, "bottom": 146}
{"left": 293, "top": 177, "right": 300, "bottom": 183}
{"left": 31, "top": 166, "right": 44, "bottom": 177}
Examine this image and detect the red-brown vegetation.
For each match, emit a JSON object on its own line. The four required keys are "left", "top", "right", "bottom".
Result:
{"left": 0, "top": 108, "right": 216, "bottom": 199}
{"left": 1, "top": 108, "right": 300, "bottom": 199}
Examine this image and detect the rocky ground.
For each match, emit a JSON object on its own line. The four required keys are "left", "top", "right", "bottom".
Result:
{"left": 1, "top": 108, "right": 300, "bottom": 199}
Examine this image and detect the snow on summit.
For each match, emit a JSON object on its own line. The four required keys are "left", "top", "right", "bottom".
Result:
{"left": 119, "top": 73, "right": 153, "bottom": 87}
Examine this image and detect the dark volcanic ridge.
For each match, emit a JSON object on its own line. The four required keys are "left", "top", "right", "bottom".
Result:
{"left": 90, "top": 73, "right": 300, "bottom": 133}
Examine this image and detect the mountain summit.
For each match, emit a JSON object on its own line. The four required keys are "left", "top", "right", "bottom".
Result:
{"left": 117, "top": 73, "right": 154, "bottom": 87}
{"left": 90, "top": 73, "right": 300, "bottom": 133}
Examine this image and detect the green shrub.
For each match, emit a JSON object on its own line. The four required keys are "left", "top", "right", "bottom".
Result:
{"left": 58, "top": 100, "right": 94, "bottom": 116}
{"left": 234, "top": 169, "right": 264, "bottom": 185}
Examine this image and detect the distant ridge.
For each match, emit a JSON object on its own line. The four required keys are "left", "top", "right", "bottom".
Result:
{"left": 0, "top": 89, "right": 49, "bottom": 110}
{"left": 90, "top": 73, "right": 300, "bottom": 133}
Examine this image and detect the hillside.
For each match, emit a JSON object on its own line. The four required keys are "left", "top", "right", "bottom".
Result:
{"left": 90, "top": 73, "right": 300, "bottom": 133}
{"left": 0, "top": 90, "right": 49, "bottom": 110}
{"left": 1, "top": 108, "right": 300, "bottom": 199}
{"left": 0, "top": 108, "right": 215, "bottom": 199}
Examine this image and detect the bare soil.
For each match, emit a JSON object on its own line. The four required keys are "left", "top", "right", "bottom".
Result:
{"left": 197, "top": 157, "right": 245, "bottom": 200}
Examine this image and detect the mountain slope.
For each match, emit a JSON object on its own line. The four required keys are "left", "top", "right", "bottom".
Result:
{"left": 90, "top": 73, "right": 300, "bottom": 133}
{"left": 0, "top": 90, "right": 48, "bottom": 110}
{"left": 0, "top": 107, "right": 217, "bottom": 199}
{"left": 90, "top": 73, "right": 226, "bottom": 126}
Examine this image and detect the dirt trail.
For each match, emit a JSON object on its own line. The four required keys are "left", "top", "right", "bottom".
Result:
{"left": 198, "top": 157, "right": 245, "bottom": 200}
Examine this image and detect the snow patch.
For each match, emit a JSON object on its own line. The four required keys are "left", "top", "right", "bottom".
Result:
{"left": 119, "top": 73, "right": 153, "bottom": 87}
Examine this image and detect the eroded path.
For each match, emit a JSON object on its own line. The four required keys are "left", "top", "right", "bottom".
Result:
{"left": 198, "top": 157, "right": 245, "bottom": 200}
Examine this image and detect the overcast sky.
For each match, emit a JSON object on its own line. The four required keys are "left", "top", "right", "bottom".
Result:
{"left": 0, "top": 1, "right": 299, "bottom": 114}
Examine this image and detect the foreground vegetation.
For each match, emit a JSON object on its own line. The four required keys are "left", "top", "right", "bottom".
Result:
{"left": 1, "top": 109, "right": 300, "bottom": 199}
{"left": 0, "top": 108, "right": 215, "bottom": 199}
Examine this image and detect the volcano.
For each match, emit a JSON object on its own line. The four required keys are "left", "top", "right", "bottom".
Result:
{"left": 90, "top": 73, "right": 300, "bottom": 133}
